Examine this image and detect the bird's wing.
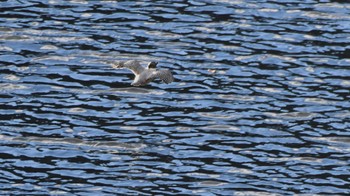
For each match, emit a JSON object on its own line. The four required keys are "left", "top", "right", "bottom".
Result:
{"left": 149, "top": 69, "right": 174, "bottom": 84}
{"left": 112, "top": 60, "right": 145, "bottom": 75}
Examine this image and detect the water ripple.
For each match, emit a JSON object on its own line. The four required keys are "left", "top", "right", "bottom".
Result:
{"left": 0, "top": 0, "right": 350, "bottom": 195}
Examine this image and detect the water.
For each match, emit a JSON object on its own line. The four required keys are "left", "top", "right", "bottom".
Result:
{"left": 1, "top": 0, "right": 350, "bottom": 195}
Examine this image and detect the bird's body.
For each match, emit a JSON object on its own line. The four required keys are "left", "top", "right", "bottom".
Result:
{"left": 112, "top": 60, "right": 174, "bottom": 86}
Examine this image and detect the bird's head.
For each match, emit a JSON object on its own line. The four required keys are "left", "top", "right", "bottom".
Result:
{"left": 147, "top": 61, "right": 158, "bottom": 69}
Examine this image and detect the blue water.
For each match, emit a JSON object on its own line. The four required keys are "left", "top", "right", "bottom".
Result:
{"left": 1, "top": 0, "right": 350, "bottom": 195}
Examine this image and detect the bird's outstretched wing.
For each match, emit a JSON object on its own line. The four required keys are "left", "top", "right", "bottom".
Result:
{"left": 112, "top": 60, "right": 145, "bottom": 75}
{"left": 150, "top": 69, "right": 174, "bottom": 84}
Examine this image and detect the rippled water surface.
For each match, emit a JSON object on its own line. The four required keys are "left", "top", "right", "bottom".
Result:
{"left": 1, "top": 0, "right": 350, "bottom": 195}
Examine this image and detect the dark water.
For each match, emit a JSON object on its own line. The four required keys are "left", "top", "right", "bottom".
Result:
{"left": 1, "top": 0, "right": 350, "bottom": 195}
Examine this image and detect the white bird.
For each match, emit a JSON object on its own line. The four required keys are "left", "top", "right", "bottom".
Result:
{"left": 112, "top": 60, "right": 174, "bottom": 86}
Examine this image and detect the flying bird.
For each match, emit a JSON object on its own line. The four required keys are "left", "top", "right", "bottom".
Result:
{"left": 112, "top": 60, "right": 174, "bottom": 86}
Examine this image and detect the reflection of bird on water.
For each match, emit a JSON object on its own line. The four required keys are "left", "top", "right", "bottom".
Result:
{"left": 112, "top": 60, "right": 174, "bottom": 86}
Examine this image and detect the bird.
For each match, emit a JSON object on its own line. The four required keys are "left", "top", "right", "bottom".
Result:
{"left": 112, "top": 60, "right": 174, "bottom": 86}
